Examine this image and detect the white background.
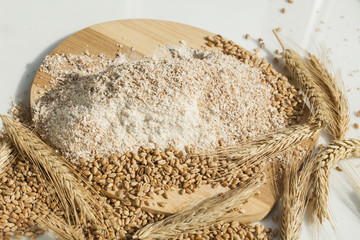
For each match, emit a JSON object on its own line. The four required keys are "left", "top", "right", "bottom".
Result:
{"left": 1, "top": 0, "right": 360, "bottom": 239}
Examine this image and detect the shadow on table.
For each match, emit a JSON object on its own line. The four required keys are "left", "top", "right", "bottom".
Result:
{"left": 348, "top": 191, "right": 360, "bottom": 218}
{"left": 15, "top": 35, "right": 70, "bottom": 105}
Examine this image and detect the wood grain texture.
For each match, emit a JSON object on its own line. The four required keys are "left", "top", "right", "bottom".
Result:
{"left": 31, "top": 19, "right": 319, "bottom": 223}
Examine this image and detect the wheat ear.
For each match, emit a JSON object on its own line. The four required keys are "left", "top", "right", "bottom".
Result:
{"left": 310, "top": 139, "right": 360, "bottom": 223}
{"left": 305, "top": 53, "right": 350, "bottom": 140}
{"left": 280, "top": 153, "right": 315, "bottom": 240}
{"left": 273, "top": 30, "right": 332, "bottom": 129}
{"left": 212, "top": 122, "right": 320, "bottom": 171}
{"left": 38, "top": 212, "right": 86, "bottom": 240}
{"left": 134, "top": 176, "right": 263, "bottom": 239}
{"left": 0, "top": 136, "right": 15, "bottom": 175}
{"left": 0, "top": 114, "right": 105, "bottom": 226}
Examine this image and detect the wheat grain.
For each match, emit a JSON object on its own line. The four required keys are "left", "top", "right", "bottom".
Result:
{"left": 305, "top": 53, "right": 349, "bottom": 139}
{"left": 0, "top": 155, "right": 55, "bottom": 238}
{"left": 0, "top": 136, "right": 15, "bottom": 175}
{"left": 0, "top": 114, "right": 105, "bottom": 227}
{"left": 134, "top": 176, "right": 263, "bottom": 239}
{"left": 280, "top": 153, "right": 315, "bottom": 240}
{"left": 38, "top": 213, "right": 86, "bottom": 240}
{"left": 310, "top": 139, "right": 360, "bottom": 223}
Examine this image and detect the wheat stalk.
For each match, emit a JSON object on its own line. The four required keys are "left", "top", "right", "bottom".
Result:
{"left": 0, "top": 114, "right": 105, "bottom": 226}
{"left": 134, "top": 176, "right": 263, "bottom": 239}
{"left": 0, "top": 136, "right": 15, "bottom": 175}
{"left": 38, "top": 212, "right": 86, "bottom": 240}
{"left": 305, "top": 53, "right": 349, "bottom": 140}
{"left": 310, "top": 139, "right": 360, "bottom": 223}
{"left": 280, "top": 153, "right": 315, "bottom": 240}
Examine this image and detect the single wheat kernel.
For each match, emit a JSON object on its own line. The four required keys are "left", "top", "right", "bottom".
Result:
{"left": 354, "top": 123, "right": 359, "bottom": 129}
{"left": 357, "top": 110, "right": 360, "bottom": 117}
{"left": 245, "top": 34, "right": 250, "bottom": 39}
{"left": 281, "top": 8, "right": 286, "bottom": 13}
{"left": 272, "top": 214, "right": 279, "bottom": 222}
{"left": 317, "top": 144, "right": 324, "bottom": 150}
{"left": 163, "top": 191, "right": 169, "bottom": 199}
{"left": 272, "top": 228, "right": 279, "bottom": 237}
{"left": 275, "top": 27, "right": 282, "bottom": 32}
{"left": 335, "top": 166, "right": 343, "bottom": 172}
{"left": 180, "top": 188, "right": 185, "bottom": 195}
{"left": 206, "top": 41, "right": 214, "bottom": 47}
{"left": 158, "top": 202, "right": 166, "bottom": 207}
{"left": 185, "top": 188, "right": 192, "bottom": 194}
{"left": 288, "top": 0, "right": 294, "bottom": 3}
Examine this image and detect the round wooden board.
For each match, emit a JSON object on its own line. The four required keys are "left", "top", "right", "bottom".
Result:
{"left": 30, "top": 19, "right": 319, "bottom": 223}
{"left": 31, "top": 19, "right": 212, "bottom": 106}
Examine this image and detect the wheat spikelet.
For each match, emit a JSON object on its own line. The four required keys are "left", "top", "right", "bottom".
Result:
{"left": 310, "top": 139, "right": 360, "bottom": 223}
{"left": 280, "top": 153, "right": 315, "bottom": 240}
{"left": 0, "top": 136, "right": 15, "bottom": 175}
{"left": 135, "top": 176, "right": 263, "bottom": 239}
{"left": 0, "top": 114, "right": 105, "bottom": 226}
{"left": 273, "top": 30, "right": 349, "bottom": 140}
{"left": 273, "top": 31, "right": 333, "bottom": 130}
{"left": 282, "top": 51, "right": 331, "bottom": 127}
{"left": 38, "top": 212, "right": 86, "bottom": 240}
{"left": 211, "top": 122, "right": 320, "bottom": 173}
{"left": 305, "top": 53, "right": 349, "bottom": 140}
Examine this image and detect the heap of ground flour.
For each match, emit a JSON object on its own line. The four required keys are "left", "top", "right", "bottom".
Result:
{"left": 33, "top": 44, "right": 288, "bottom": 160}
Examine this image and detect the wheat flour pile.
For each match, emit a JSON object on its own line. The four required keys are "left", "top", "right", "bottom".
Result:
{"left": 32, "top": 44, "right": 288, "bottom": 160}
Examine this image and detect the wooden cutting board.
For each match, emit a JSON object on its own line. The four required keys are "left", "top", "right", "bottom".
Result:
{"left": 31, "top": 19, "right": 319, "bottom": 223}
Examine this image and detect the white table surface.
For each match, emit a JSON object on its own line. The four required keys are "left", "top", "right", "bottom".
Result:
{"left": 1, "top": 0, "right": 360, "bottom": 239}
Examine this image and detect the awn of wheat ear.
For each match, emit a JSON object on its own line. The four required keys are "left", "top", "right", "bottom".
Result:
{"left": 0, "top": 114, "right": 106, "bottom": 227}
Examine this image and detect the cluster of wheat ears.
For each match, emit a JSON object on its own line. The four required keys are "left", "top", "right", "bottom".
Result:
{"left": 0, "top": 30, "right": 360, "bottom": 240}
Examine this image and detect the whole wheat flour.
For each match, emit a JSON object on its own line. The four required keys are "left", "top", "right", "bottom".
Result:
{"left": 33, "top": 44, "right": 289, "bottom": 160}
